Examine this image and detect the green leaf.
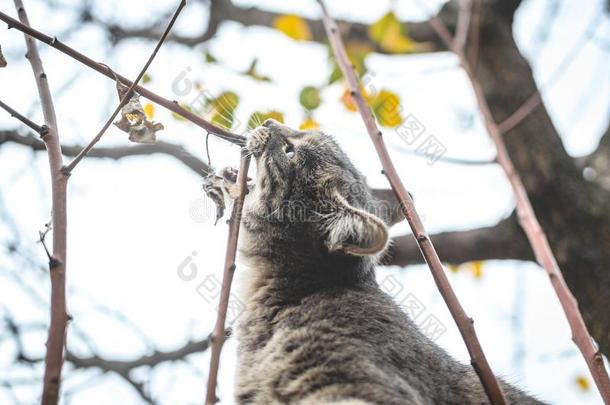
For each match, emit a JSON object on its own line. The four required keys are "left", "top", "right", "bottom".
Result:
{"left": 207, "top": 91, "right": 239, "bottom": 129}
{"left": 204, "top": 51, "right": 217, "bottom": 63}
{"left": 244, "top": 58, "right": 272, "bottom": 82}
{"left": 299, "top": 86, "right": 321, "bottom": 111}
{"left": 211, "top": 110, "right": 235, "bottom": 129}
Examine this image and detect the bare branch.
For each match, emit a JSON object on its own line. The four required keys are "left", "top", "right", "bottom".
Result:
{"left": 0, "top": 130, "right": 213, "bottom": 175}
{"left": 0, "top": 9, "right": 246, "bottom": 146}
{"left": 66, "top": 337, "right": 211, "bottom": 373}
{"left": 63, "top": 0, "right": 187, "bottom": 174}
{"left": 498, "top": 14, "right": 603, "bottom": 134}
{"left": 316, "top": 1, "right": 508, "bottom": 404}
{"left": 383, "top": 215, "right": 534, "bottom": 267}
{"left": 454, "top": 0, "right": 472, "bottom": 52}
{"left": 416, "top": 1, "right": 610, "bottom": 400}
{"left": 0, "top": 99, "right": 45, "bottom": 134}
{"left": 14, "top": 1, "right": 69, "bottom": 404}
{"left": 99, "top": 0, "right": 445, "bottom": 53}
{"left": 205, "top": 152, "right": 251, "bottom": 405}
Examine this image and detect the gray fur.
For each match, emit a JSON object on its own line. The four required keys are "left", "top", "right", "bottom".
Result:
{"left": 209, "top": 119, "right": 545, "bottom": 405}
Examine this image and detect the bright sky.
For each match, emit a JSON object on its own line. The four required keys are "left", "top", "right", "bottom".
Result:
{"left": 1, "top": 0, "right": 609, "bottom": 404}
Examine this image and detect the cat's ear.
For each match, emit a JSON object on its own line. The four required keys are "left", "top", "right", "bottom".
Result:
{"left": 323, "top": 191, "right": 389, "bottom": 256}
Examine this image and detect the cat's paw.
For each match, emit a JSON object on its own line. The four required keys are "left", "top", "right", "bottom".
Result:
{"left": 203, "top": 167, "right": 252, "bottom": 224}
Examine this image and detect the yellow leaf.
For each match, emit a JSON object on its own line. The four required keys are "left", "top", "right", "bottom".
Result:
{"left": 371, "top": 89, "right": 403, "bottom": 127}
{"left": 273, "top": 15, "right": 311, "bottom": 41}
{"left": 143, "top": 103, "right": 154, "bottom": 119}
{"left": 575, "top": 375, "right": 590, "bottom": 391}
{"left": 469, "top": 261, "right": 484, "bottom": 279}
{"left": 299, "top": 116, "right": 319, "bottom": 130}
{"left": 368, "top": 12, "right": 417, "bottom": 53}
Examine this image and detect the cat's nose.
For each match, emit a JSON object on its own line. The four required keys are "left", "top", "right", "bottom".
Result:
{"left": 263, "top": 118, "right": 279, "bottom": 128}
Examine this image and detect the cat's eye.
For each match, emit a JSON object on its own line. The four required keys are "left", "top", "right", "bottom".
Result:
{"left": 284, "top": 143, "right": 295, "bottom": 159}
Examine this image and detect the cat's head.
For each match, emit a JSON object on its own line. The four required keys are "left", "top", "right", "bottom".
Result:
{"left": 246, "top": 119, "right": 389, "bottom": 257}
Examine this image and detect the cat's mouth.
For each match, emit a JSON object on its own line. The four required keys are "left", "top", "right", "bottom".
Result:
{"left": 246, "top": 120, "right": 297, "bottom": 207}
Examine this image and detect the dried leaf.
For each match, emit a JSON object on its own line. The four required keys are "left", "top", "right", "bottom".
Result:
{"left": 113, "top": 94, "right": 163, "bottom": 144}
{"left": 0, "top": 45, "right": 7, "bottom": 68}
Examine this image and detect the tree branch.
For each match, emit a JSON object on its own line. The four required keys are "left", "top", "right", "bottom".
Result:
{"left": 383, "top": 215, "right": 534, "bottom": 267}
{"left": 418, "top": 0, "right": 610, "bottom": 400}
{"left": 0, "top": 9, "right": 246, "bottom": 146}
{"left": 497, "top": 14, "right": 603, "bottom": 135}
{"left": 14, "top": 1, "right": 69, "bottom": 404}
{"left": 205, "top": 151, "right": 250, "bottom": 405}
{"left": 86, "top": 0, "right": 448, "bottom": 53}
{"left": 316, "top": 1, "right": 508, "bottom": 403}
{"left": 63, "top": 0, "right": 187, "bottom": 174}
{"left": 0, "top": 99, "right": 45, "bottom": 134}
{"left": 66, "top": 337, "right": 211, "bottom": 373}
{"left": 0, "top": 130, "right": 213, "bottom": 175}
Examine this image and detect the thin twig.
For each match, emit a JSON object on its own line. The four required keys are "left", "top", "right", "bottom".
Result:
{"left": 316, "top": 1, "right": 508, "bottom": 404}
{"left": 13, "top": 1, "right": 69, "bottom": 404}
{"left": 63, "top": 0, "right": 187, "bottom": 174}
{"left": 418, "top": 1, "right": 610, "bottom": 402}
{"left": 205, "top": 151, "right": 251, "bottom": 405}
{"left": 0, "top": 10, "right": 247, "bottom": 146}
{"left": 498, "top": 13, "right": 603, "bottom": 134}
{"left": 0, "top": 99, "right": 45, "bottom": 134}
{"left": 392, "top": 143, "right": 494, "bottom": 166}
{"left": 38, "top": 221, "right": 53, "bottom": 262}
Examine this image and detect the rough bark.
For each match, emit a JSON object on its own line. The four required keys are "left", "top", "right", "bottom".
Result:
{"left": 460, "top": 0, "right": 610, "bottom": 356}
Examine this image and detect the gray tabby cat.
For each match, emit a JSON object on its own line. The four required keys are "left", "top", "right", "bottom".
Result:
{"left": 205, "top": 119, "right": 545, "bottom": 405}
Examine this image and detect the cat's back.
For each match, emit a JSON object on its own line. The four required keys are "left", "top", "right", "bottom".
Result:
{"left": 235, "top": 280, "right": 427, "bottom": 404}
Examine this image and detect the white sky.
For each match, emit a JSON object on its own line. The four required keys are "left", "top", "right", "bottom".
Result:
{"left": 1, "top": 0, "right": 609, "bottom": 404}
